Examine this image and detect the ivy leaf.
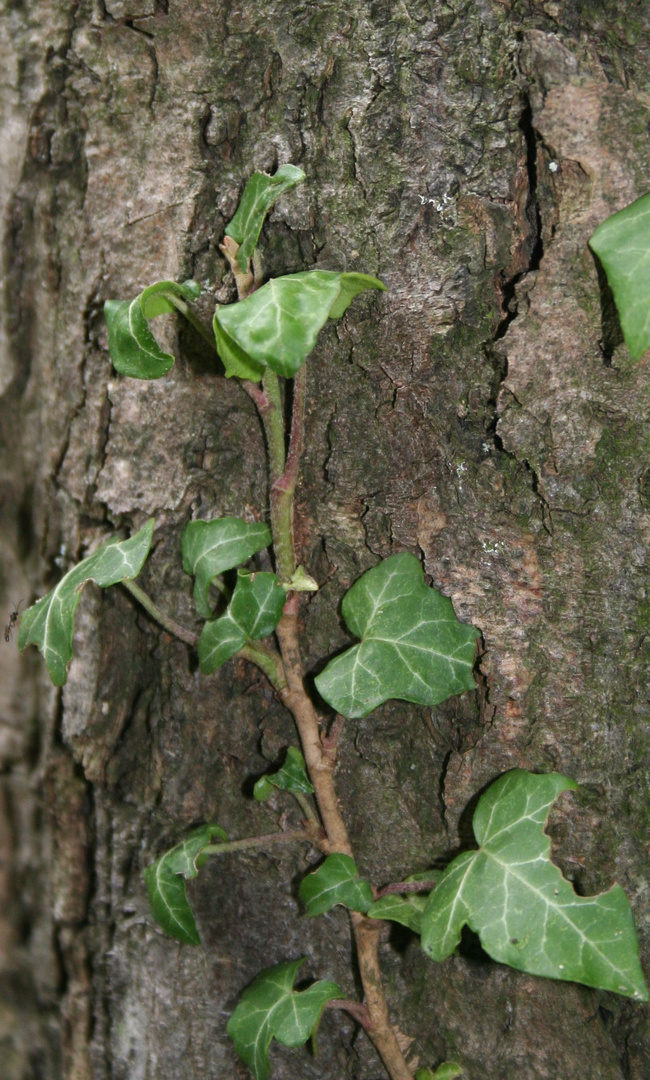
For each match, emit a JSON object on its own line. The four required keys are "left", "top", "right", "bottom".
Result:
{"left": 181, "top": 517, "right": 272, "bottom": 619}
{"left": 416, "top": 1065, "right": 463, "bottom": 1080}
{"left": 213, "top": 313, "right": 266, "bottom": 382}
{"left": 367, "top": 872, "right": 436, "bottom": 934}
{"left": 299, "top": 854, "right": 374, "bottom": 916}
{"left": 214, "top": 271, "right": 386, "bottom": 379}
{"left": 421, "top": 771, "right": 649, "bottom": 1001}
{"left": 589, "top": 191, "right": 650, "bottom": 361}
{"left": 199, "top": 570, "right": 286, "bottom": 675}
{"left": 253, "top": 747, "right": 315, "bottom": 801}
{"left": 225, "top": 164, "right": 306, "bottom": 272}
{"left": 18, "top": 520, "right": 154, "bottom": 686}
{"left": 104, "top": 279, "right": 201, "bottom": 379}
{"left": 227, "top": 958, "right": 341, "bottom": 1080}
{"left": 143, "top": 823, "right": 227, "bottom": 946}
{"left": 314, "top": 553, "right": 479, "bottom": 719}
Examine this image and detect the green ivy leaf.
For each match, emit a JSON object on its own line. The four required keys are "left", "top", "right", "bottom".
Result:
{"left": 589, "top": 191, "right": 650, "bottom": 361}
{"left": 421, "top": 771, "right": 649, "bottom": 1001}
{"left": 199, "top": 570, "right": 285, "bottom": 675}
{"left": 227, "top": 958, "right": 341, "bottom": 1080}
{"left": 214, "top": 271, "right": 386, "bottom": 379}
{"left": 314, "top": 553, "right": 479, "bottom": 719}
{"left": 105, "top": 279, "right": 201, "bottom": 379}
{"left": 213, "top": 313, "right": 266, "bottom": 382}
{"left": 416, "top": 1064, "right": 463, "bottom": 1080}
{"left": 18, "top": 520, "right": 154, "bottom": 686}
{"left": 299, "top": 854, "right": 374, "bottom": 916}
{"left": 253, "top": 747, "right": 315, "bottom": 801}
{"left": 225, "top": 164, "right": 306, "bottom": 272}
{"left": 181, "top": 517, "right": 272, "bottom": 619}
{"left": 367, "top": 872, "right": 436, "bottom": 934}
{"left": 143, "top": 823, "right": 227, "bottom": 946}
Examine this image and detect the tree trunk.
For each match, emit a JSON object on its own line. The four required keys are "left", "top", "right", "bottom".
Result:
{"left": 1, "top": 2, "right": 649, "bottom": 1078}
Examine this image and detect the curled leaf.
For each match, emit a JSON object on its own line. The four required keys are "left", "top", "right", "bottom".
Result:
{"left": 253, "top": 747, "right": 314, "bottom": 801}
{"left": 300, "top": 853, "right": 374, "bottom": 916}
{"left": 18, "top": 520, "right": 154, "bottom": 686}
{"left": 214, "top": 271, "right": 386, "bottom": 379}
{"left": 199, "top": 570, "right": 285, "bottom": 675}
{"left": 589, "top": 191, "right": 650, "bottom": 361}
{"left": 225, "top": 164, "right": 306, "bottom": 272}
{"left": 105, "top": 280, "right": 201, "bottom": 379}
{"left": 315, "top": 553, "right": 479, "bottom": 719}
{"left": 421, "top": 770, "right": 649, "bottom": 1001}
{"left": 227, "top": 958, "right": 341, "bottom": 1080}
{"left": 144, "top": 823, "right": 228, "bottom": 946}
{"left": 181, "top": 517, "right": 272, "bottom": 619}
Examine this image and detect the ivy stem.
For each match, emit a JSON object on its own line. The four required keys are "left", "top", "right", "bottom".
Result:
{"left": 276, "top": 607, "right": 414, "bottom": 1080}
{"left": 163, "top": 294, "right": 218, "bottom": 352}
{"left": 229, "top": 247, "right": 412, "bottom": 1076}
{"left": 202, "top": 828, "right": 312, "bottom": 858}
{"left": 260, "top": 369, "right": 296, "bottom": 585}
{"left": 121, "top": 579, "right": 199, "bottom": 647}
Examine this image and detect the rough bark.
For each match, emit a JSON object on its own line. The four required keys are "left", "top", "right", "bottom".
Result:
{"left": 1, "top": 2, "right": 649, "bottom": 1078}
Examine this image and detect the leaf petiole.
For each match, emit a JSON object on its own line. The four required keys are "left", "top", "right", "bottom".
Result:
{"left": 121, "top": 579, "right": 199, "bottom": 647}
{"left": 237, "top": 641, "right": 287, "bottom": 692}
{"left": 161, "top": 292, "right": 219, "bottom": 352}
{"left": 201, "top": 828, "right": 313, "bottom": 858}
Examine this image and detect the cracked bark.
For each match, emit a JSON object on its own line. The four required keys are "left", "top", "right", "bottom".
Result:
{"left": 1, "top": 2, "right": 649, "bottom": 1079}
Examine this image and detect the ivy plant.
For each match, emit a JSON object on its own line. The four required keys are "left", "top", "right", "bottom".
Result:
{"left": 17, "top": 168, "right": 648, "bottom": 1080}
{"left": 589, "top": 190, "right": 650, "bottom": 361}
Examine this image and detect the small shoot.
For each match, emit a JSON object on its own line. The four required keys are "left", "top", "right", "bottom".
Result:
{"left": 225, "top": 164, "right": 306, "bottom": 272}
{"left": 18, "top": 520, "right": 154, "bottom": 686}
{"left": 421, "top": 770, "right": 649, "bottom": 1001}
{"left": 198, "top": 570, "right": 286, "bottom": 675}
{"left": 299, "top": 853, "right": 374, "bottom": 916}
{"left": 181, "top": 517, "right": 272, "bottom": 619}
{"left": 253, "top": 747, "right": 315, "bottom": 801}
{"left": 144, "top": 823, "right": 228, "bottom": 945}
{"left": 227, "top": 958, "right": 341, "bottom": 1080}
{"left": 315, "top": 553, "right": 479, "bottom": 718}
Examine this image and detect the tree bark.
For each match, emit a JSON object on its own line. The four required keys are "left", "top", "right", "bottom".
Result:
{"left": 1, "top": 2, "right": 649, "bottom": 1078}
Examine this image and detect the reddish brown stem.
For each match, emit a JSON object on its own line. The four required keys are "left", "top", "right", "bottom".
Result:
{"left": 374, "top": 881, "right": 436, "bottom": 899}
{"left": 327, "top": 998, "right": 373, "bottom": 1032}
{"left": 276, "top": 609, "right": 414, "bottom": 1080}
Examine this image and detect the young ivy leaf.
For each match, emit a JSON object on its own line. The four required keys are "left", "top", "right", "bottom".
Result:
{"left": 253, "top": 747, "right": 315, "bottom": 801}
{"left": 104, "top": 279, "right": 201, "bottom": 379}
{"left": 181, "top": 517, "right": 272, "bottom": 619}
{"left": 199, "top": 570, "right": 286, "bottom": 675}
{"left": 421, "top": 770, "right": 649, "bottom": 1001}
{"left": 299, "top": 853, "right": 374, "bottom": 916}
{"left": 314, "top": 553, "right": 479, "bottom": 719}
{"left": 143, "top": 823, "right": 227, "bottom": 946}
{"left": 227, "top": 958, "right": 341, "bottom": 1080}
{"left": 415, "top": 1065, "right": 463, "bottom": 1080}
{"left": 225, "top": 164, "right": 306, "bottom": 272}
{"left": 367, "top": 871, "right": 436, "bottom": 934}
{"left": 18, "top": 519, "right": 154, "bottom": 687}
{"left": 214, "top": 271, "right": 386, "bottom": 381}
{"left": 589, "top": 190, "right": 650, "bottom": 361}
